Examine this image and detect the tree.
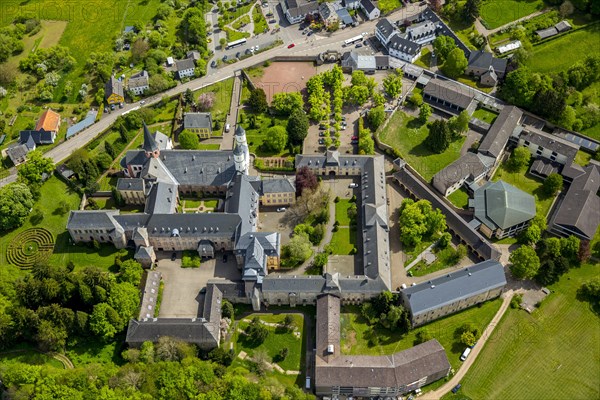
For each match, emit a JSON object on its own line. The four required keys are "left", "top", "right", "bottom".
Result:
{"left": 542, "top": 173, "right": 563, "bottom": 196}
{"left": 264, "top": 126, "right": 287, "bottom": 153}
{"left": 295, "top": 166, "right": 318, "bottom": 196}
{"left": 382, "top": 69, "right": 403, "bottom": 99}
{"left": 179, "top": 130, "right": 199, "bottom": 149}
{"left": 433, "top": 35, "right": 457, "bottom": 63}
{"left": 0, "top": 183, "right": 35, "bottom": 231}
{"left": 462, "top": 0, "right": 481, "bottom": 23}
{"left": 368, "top": 106, "right": 385, "bottom": 130}
{"left": 271, "top": 92, "right": 304, "bottom": 115}
{"left": 427, "top": 119, "right": 451, "bottom": 153}
{"left": 248, "top": 88, "right": 268, "bottom": 113}
{"left": 448, "top": 110, "right": 470, "bottom": 139}
{"left": 418, "top": 103, "right": 432, "bottom": 124}
{"left": 283, "top": 233, "right": 312, "bottom": 266}
{"left": 509, "top": 246, "right": 540, "bottom": 279}
{"left": 508, "top": 147, "right": 531, "bottom": 172}
{"left": 17, "top": 150, "right": 54, "bottom": 186}
{"left": 442, "top": 48, "right": 468, "bottom": 79}
{"left": 286, "top": 109, "right": 309, "bottom": 145}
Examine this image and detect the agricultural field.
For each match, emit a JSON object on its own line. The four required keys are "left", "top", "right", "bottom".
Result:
{"left": 480, "top": 0, "right": 545, "bottom": 29}
{"left": 379, "top": 111, "right": 466, "bottom": 181}
{"left": 340, "top": 299, "right": 503, "bottom": 371}
{"left": 443, "top": 264, "right": 600, "bottom": 400}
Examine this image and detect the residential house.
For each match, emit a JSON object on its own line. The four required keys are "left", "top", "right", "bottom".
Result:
{"left": 183, "top": 112, "right": 213, "bottom": 138}
{"left": 176, "top": 58, "right": 196, "bottom": 79}
{"left": 549, "top": 163, "right": 600, "bottom": 241}
{"left": 128, "top": 70, "right": 150, "bottom": 96}
{"left": 105, "top": 76, "right": 125, "bottom": 105}
{"left": 359, "top": 0, "right": 380, "bottom": 20}
{"left": 315, "top": 294, "right": 451, "bottom": 397}
{"left": 401, "top": 260, "right": 506, "bottom": 326}
{"left": 280, "top": 0, "right": 319, "bottom": 24}
{"left": 471, "top": 180, "right": 536, "bottom": 239}
{"left": 432, "top": 152, "right": 495, "bottom": 197}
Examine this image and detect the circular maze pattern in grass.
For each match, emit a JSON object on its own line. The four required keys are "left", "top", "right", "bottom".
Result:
{"left": 7, "top": 228, "right": 55, "bottom": 268}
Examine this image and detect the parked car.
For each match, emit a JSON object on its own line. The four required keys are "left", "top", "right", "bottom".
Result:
{"left": 171, "top": 252, "right": 177, "bottom": 261}
{"left": 287, "top": 43, "right": 295, "bottom": 49}
{"left": 452, "top": 384, "right": 462, "bottom": 394}
{"left": 277, "top": 207, "right": 286, "bottom": 212}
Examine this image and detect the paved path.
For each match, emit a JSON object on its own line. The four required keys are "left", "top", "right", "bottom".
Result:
{"left": 474, "top": 10, "right": 548, "bottom": 37}
{"left": 421, "top": 290, "right": 514, "bottom": 400}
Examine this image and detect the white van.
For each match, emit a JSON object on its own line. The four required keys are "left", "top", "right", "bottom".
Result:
{"left": 460, "top": 347, "right": 471, "bottom": 361}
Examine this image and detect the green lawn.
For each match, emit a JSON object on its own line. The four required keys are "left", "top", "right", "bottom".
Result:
{"left": 480, "top": 0, "right": 544, "bottom": 29}
{"left": 525, "top": 24, "right": 600, "bottom": 74}
{"left": 340, "top": 299, "right": 502, "bottom": 371}
{"left": 233, "top": 314, "right": 305, "bottom": 372}
{"left": 378, "top": 0, "right": 402, "bottom": 14}
{"left": 472, "top": 107, "right": 498, "bottom": 125}
{"left": 409, "top": 246, "right": 463, "bottom": 277}
{"left": 252, "top": 5, "right": 269, "bottom": 35}
{"left": 447, "top": 188, "right": 470, "bottom": 209}
{"left": 492, "top": 163, "right": 554, "bottom": 218}
{"left": 334, "top": 199, "right": 353, "bottom": 225}
{"left": 443, "top": 264, "right": 600, "bottom": 400}
{"left": 379, "top": 111, "right": 466, "bottom": 181}
{"left": 330, "top": 227, "right": 356, "bottom": 255}
{"left": 194, "top": 78, "right": 235, "bottom": 126}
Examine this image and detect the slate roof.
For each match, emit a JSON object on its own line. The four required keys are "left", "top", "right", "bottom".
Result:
{"left": 402, "top": 260, "right": 506, "bottom": 316}
{"left": 176, "top": 58, "right": 196, "bottom": 72}
{"left": 478, "top": 105, "right": 523, "bottom": 159}
{"left": 387, "top": 33, "right": 421, "bottom": 56}
{"left": 474, "top": 180, "right": 536, "bottom": 230}
{"left": 117, "top": 178, "right": 145, "bottom": 191}
{"left": 552, "top": 164, "right": 600, "bottom": 240}
{"left": 35, "top": 109, "right": 60, "bottom": 132}
{"left": 105, "top": 76, "right": 124, "bottom": 99}
{"left": 432, "top": 152, "right": 495, "bottom": 194}
{"left": 423, "top": 79, "right": 475, "bottom": 110}
{"left": 183, "top": 113, "right": 212, "bottom": 130}
{"left": 128, "top": 70, "right": 149, "bottom": 89}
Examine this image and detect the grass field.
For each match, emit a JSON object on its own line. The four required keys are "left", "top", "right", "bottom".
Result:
{"left": 447, "top": 188, "right": 470, "bottom": 209}
{"left": 472, "top": 107, "right": 498, "bottom": 124}
{"left": 233, "top": 314, "right": 305, "bottom": 372}
{"left": 379, "top": 111, "right": 466, "bottom": 181}
{"left": 330, "top": 227, "right": 356, "bottom": 255}
{"left": 525, "top": 23, "right": 600, "bottom": 74}
{"left": 492, "top": 163, "right": 554, "bottom": 218}
{"left": 252, "top": 5, "right": 268, "bottom": 35}
{"left": 443, "top": 264, "right": 600, "bottom": 400}
{"left": 340, "top": 299, "right": 502, "bottom": 371}
{"left": 480, "top": 0, "right": 544, "bottom": 29}
{"left": 378, "top": 0, "right": 402, "bottom": 14}
{"left": 334, "top": 199, "right": 353, "bottom": 225}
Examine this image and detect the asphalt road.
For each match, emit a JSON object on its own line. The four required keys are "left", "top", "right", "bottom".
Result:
{"left": 0, "top": 4, "right": 426, "bottom": 187}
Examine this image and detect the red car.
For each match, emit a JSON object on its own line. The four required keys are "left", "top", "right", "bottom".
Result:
{"left": 351, "top": 136, "right": 358, "bottom": 140}
{"left": 287, "top": 43, "right": 295, "bottom": 49}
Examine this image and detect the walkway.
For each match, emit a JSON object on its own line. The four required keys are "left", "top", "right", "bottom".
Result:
{"left": 421, "top": 290, "right": 514, "bottom": 400}
{"left": 475, "top": 10, "right": 548, "bottom": 37}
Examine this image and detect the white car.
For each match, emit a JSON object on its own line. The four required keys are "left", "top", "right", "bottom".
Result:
{"left": 348, "top": 183, "right": 358, "bottom": 188}
{"left": 277, "top": 207, "right": 286, "bottom": 212}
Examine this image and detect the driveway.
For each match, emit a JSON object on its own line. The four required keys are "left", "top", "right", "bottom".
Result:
{"left": 156, "top": 252, "right": 240, "bottom": 318}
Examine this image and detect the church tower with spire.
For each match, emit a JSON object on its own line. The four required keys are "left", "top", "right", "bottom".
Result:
{"left": 143, "top": 121, "right": 160, "bottom": 159}
{"left": 233, "top": 125, "right": 249, "bottom": 175}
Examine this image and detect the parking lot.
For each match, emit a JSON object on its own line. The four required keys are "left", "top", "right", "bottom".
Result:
{"left": 156, "top": 252, "right": 240, "bottom": 318}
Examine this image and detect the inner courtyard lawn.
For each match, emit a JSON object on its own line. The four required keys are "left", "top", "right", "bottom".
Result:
{"left": 479, "top": 0, "right": 545, "bottom": 29}
{"left": 379, "top": 111, "right": 465, "bottom": 181}
{"left": 442, "top": 264, "right": 600, "bottom": 400}
{"left": 340, "top": 299, "right": 502, "bottom": 371}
